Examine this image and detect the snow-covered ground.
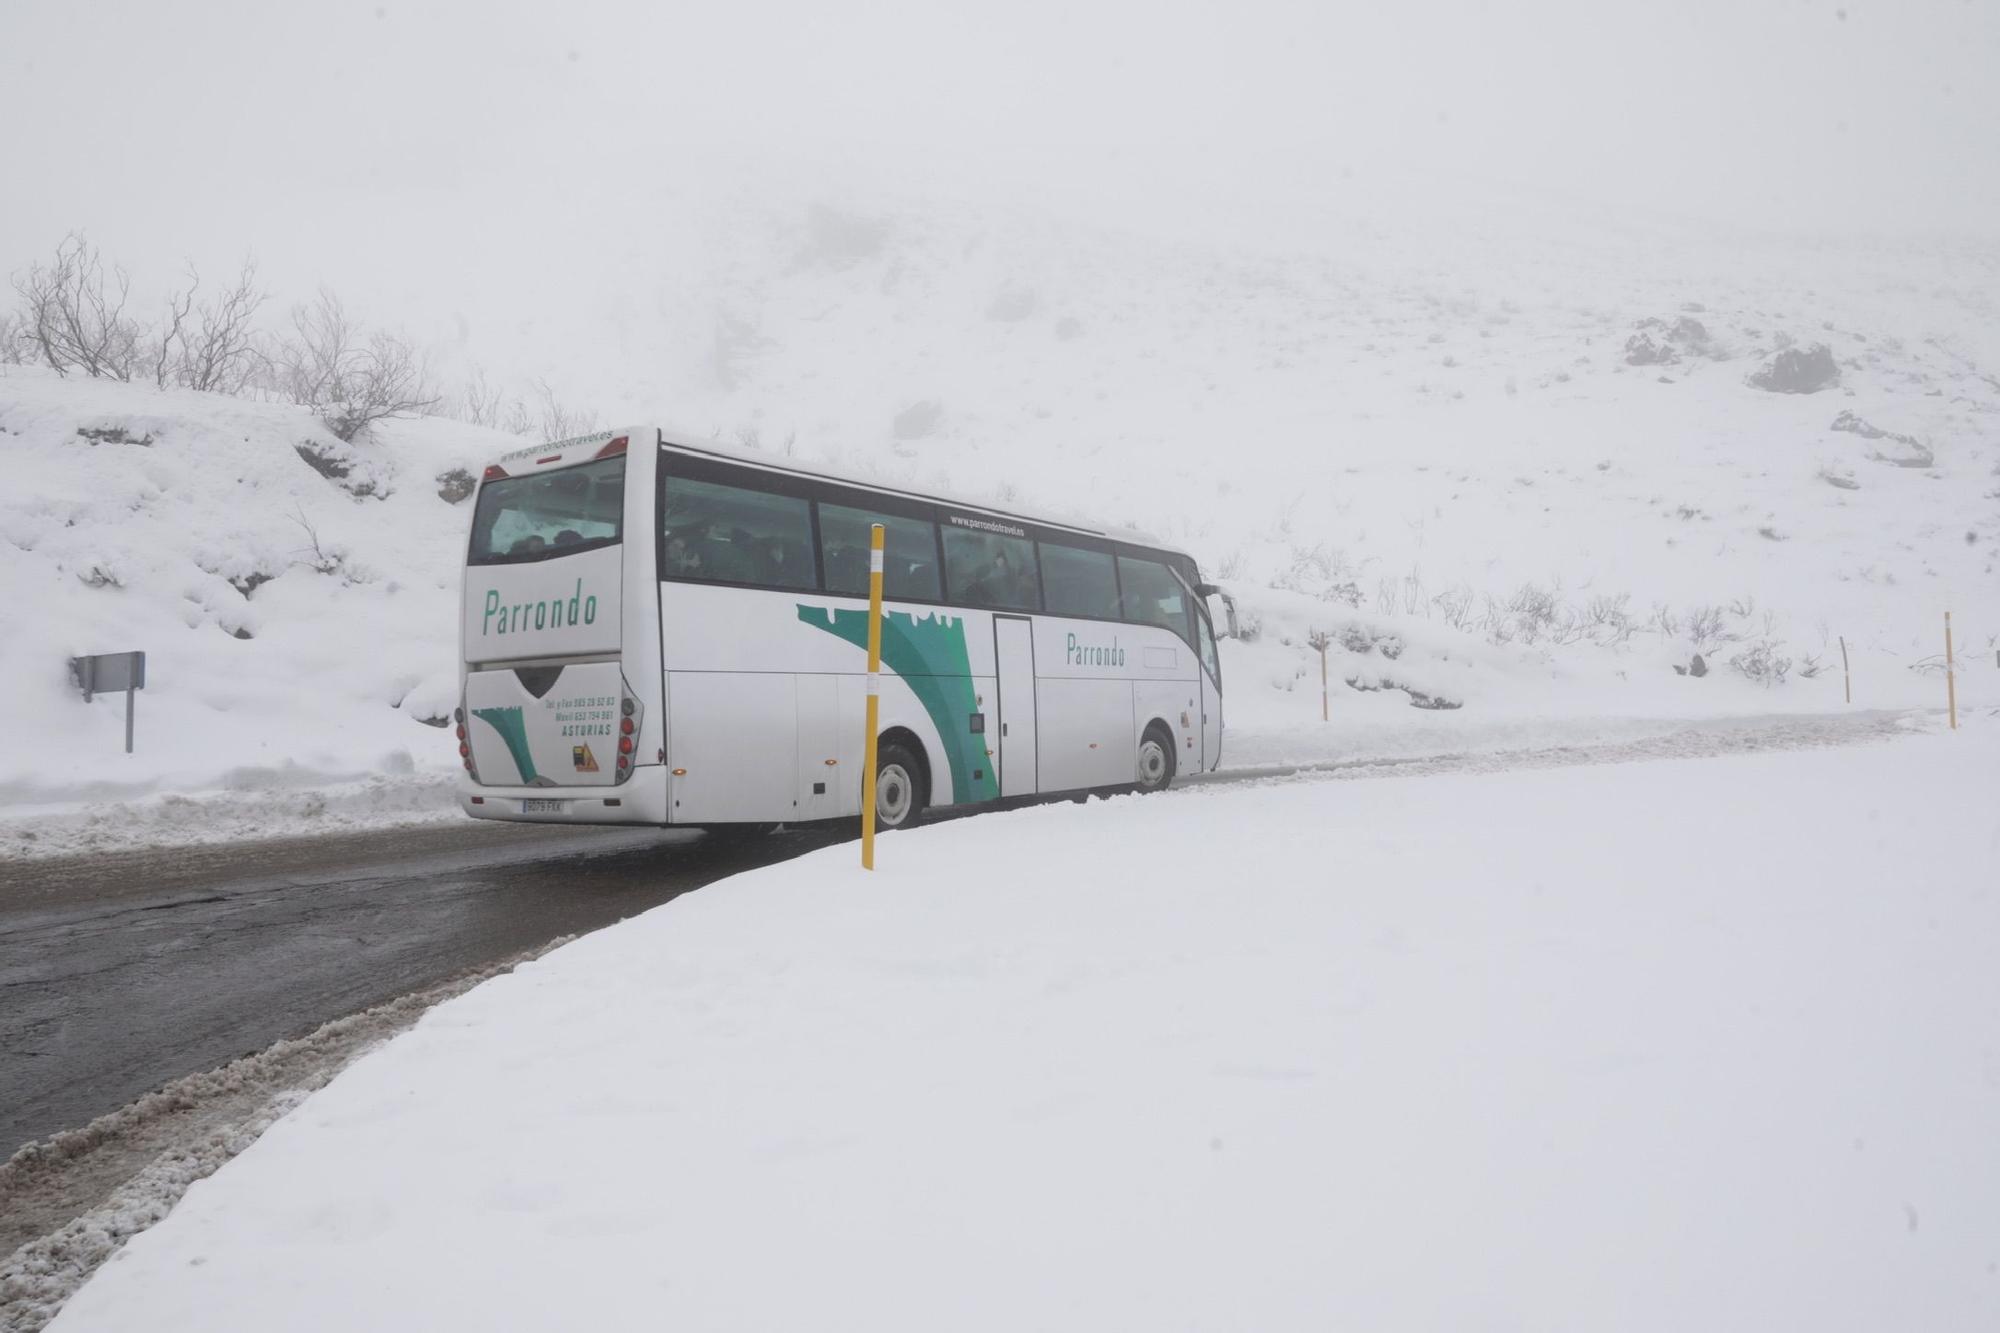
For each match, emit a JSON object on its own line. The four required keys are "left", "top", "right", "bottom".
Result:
{"left": 4, "top": 192, "right": 1995, "bottom": 858}
{"left": 44, "top": 719, "right": 2000, "bottom": 1332}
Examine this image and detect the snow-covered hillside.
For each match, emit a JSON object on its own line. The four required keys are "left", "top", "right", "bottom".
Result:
{"left": 3, "top": 195, "right": 1994, "bottom": 853}
{"left": 0, "top": 369, "right": 510, "bottom": 838}
{"left": 594, "top": 192, "right": 1998, "bottom": 668}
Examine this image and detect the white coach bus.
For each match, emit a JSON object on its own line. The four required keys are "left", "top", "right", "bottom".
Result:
{"left": 455, "top": 429, "right": 1234, "bottom": 830}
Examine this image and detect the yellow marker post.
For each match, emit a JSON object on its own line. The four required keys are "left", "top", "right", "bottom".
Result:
{"left": 1944, "top": 610, "right": 1957, "bottom": 731}
{"left": 860, "top": 523, "right": 886, "bottom": 869}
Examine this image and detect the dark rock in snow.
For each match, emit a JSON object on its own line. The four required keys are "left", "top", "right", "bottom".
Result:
{"left": 436, "top": 468, "right": 477, "bottom": 504}
{"left": 1830, "top": 409, "right": 1888, "bottom": 439}
{"left": 1748, "top": 343, "right": 1840, "bottom": 394}
{"left": 295, "top": 440, "right": 386, "bottom": 499}
{"left": 1690, "top": 653, "right": 1708, "bottom": 677}
{"left": 1625, "top": 333, "right": 1679, "bottom": 366}
{"left": 1624, "top": 315, "right": 1717, "bottom": 367}
{"left": 75, "top": 425, "right": 154, "bottom": 446}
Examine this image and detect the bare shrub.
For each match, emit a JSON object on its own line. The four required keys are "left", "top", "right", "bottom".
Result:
{"left": 174, "top": 259, "right": 268, "bottom": 393}
{"left": 12, "top": 233, "right": 142, "bottom": 380}
{"left": 1683, "top": 604, "right": 1733, "bottom": 652}
{"left": 0, "top": 310, "right": 27, "bottom": 364}
{"left": 274, "top": 290, "right": 438, "bottom": 442}
{"left": 530, "top": 377, "right": 598, "bottom": 441}
{"left": 1399, "top": 570, "right": 1427, "bottom": 617}
{"left": 457, "top": 364, "right": 509, "bottom": 429}
{"left": 1729, "top": 640, "right": 1793, "bottom": 686}
{"left": 1505, "top": 582, "right": 1561, "bottom": 645}
{"left": 1273, "top": 543, "right": 1362, "bottom": 606}
{"left": 1432, "top": 583, "right": 1475, "bottom": 631}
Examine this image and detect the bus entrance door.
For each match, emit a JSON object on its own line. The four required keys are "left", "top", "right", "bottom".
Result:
{"left": 994, "top": 615, "right": 1038, "bottom": 798}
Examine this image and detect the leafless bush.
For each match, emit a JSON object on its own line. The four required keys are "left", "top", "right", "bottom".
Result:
{"left": 1683, "top": 604, "right": 1733, "bottom": 652}
{"left": 458, "top": 363, "right": 509, "bottom": 429}
{"left": 1584, "top": 592, "right": 1636, "bottom": 645}
{"left": 0, "top": 310, "right": 27, "bottom": 364}
{"left": 1729, "top": 639, "right": 1793, "bottom": 686}
{"left": 1399, "top": 570, "right": 1428, "bottom": 616}
{"left": 289, "top": 506, "right": 347, "bottom": 577}
{"left": 12, "top": 233, "right": 142, "bottom": 379}
{"left": 1432, "top": 583, "right": 1475, "bottom": 631}
{"left": 169, "top": 259, "right": 268, "bottom": 393}
{"left": 1269, "top": 543, "right": 1363, "bottom": 606}
{"left": 524, "top": 377, "right": 599, "bottom": 442}
{"left": 1504, "top": 582, "right": 1561, "bottom": 645}
{"left": 274, "top": 289, "right": 438, "bottom": 442}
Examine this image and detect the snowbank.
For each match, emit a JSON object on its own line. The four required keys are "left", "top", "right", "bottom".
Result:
{"left": 49, "top": 721, "right": 2000, "bottom": 1332}
{"left": 0, "top": 369, "right": 509, "bottom": 829}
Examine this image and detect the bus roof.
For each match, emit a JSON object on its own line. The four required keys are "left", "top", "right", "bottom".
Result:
{"left": 644, "top": 428, "right": 1196, "bottom": 565}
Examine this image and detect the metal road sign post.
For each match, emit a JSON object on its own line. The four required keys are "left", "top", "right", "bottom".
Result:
{"left": 860, "top": 524, "right": 885, "bottom": 870}
{"left": 70, "top": 650, "right": 147, "bottom": 754}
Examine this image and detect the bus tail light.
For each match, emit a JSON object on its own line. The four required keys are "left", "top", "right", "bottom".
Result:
{"left": 595, "top": 435, "right": 629, "bottom": 460}
{"left": 481, "top": 464, "right": 508, "bottom": 481}
{"left": 613, "top": 687, "right": 641, "bottom": 785}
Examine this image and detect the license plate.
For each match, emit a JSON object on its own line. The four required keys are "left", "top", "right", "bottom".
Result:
{"left": 521, "top": 798, "right": 568, "bottom": 814}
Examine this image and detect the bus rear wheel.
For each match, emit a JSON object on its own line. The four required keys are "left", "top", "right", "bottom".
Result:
{"left": 1136, "top": 725, "right": 1176, "bottom": 794}
{"left": 874, "top": 742, "right": 927, "bottom": 830}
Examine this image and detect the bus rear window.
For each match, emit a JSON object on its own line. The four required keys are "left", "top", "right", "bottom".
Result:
{"left": 469, "top": 457, "right": 626, "bottom": 565}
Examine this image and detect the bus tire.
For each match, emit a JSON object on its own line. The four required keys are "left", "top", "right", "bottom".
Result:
{"left": 873, "top": 741, "right": 927, "bottom": 830}
{"left": 1136, "top": 723, "right": 1176, "bottom": 794}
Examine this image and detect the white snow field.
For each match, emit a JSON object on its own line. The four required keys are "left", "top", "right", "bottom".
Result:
{"left": 3, "top": 191, "right": 1996, "bottom": 858}
{"left": 47, "top": 722, "right": 2000, "bottom": 1333}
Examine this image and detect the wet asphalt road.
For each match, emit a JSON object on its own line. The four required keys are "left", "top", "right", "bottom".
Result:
{"left": 0, "top": 820, "right": 849, "bottom": 1160}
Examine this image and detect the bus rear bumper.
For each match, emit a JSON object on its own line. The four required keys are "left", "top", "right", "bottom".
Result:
{"left": 458, "top": 769, "right": 669, "bottom": 825}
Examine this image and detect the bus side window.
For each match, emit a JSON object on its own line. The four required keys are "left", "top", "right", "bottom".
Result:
{"left": 943, "top": 527, "right": 1040, "bottom": 611}
{"left": 1040, "top": 542, "right": 1118, "bottom": 619}
{"left": 1116, "top": 554, "right": 1192, "bottom": 648}
{"left": 818, "top": 502, "right": 941, "bottom": 601}
{"left": 662, "top": 476, "right": 815, "bottom": 590}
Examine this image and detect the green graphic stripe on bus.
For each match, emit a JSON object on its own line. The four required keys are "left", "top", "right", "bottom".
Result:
{"left": 471, "top": 706, "right": 539, "bottom": 784}
{"left": 796, "top": 605, "right": 999, "bottom": 804}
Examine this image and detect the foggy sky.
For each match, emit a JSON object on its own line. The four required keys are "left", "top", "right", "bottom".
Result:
{"left": 2, "top": 0, "right": 1995, "bottom": 351}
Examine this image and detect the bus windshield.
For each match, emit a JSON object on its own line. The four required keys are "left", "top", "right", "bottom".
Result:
{"left": 469, "top": 456, "right": 625, "bottom": 565}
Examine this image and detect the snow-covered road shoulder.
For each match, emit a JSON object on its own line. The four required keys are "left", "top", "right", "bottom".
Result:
{"left": 49, "top": 724, "right": 2000, "bottom": 1333}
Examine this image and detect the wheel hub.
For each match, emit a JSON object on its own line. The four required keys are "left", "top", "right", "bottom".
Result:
{"left": 877, "top": 763, "right": 912, "bottom": 824}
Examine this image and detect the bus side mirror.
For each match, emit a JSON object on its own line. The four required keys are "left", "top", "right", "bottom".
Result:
{"left": 1212, "top": 591, "right": 1239, "bottom": 639}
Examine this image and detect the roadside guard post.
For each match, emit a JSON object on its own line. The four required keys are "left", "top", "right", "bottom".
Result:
{"left": 1944, "top": 611, "right": 1957, "bottom": 731}
{"left": 70, "top": 650, "right": 147, "bottom": 754}
{"left": 860, "top": 524, "right": 886, "bottom": 869}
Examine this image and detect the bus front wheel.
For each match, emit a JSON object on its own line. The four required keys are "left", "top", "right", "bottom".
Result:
{"left": 1136, "top": 725, "right": 1176, "bottom": 794}
{"left": 874, "top": 742, "right": 927, "bottom": 830}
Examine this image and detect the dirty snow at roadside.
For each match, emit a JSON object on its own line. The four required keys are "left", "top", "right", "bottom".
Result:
{"left": 50, "top": 721, "right": 2000, "bottom": 1333}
